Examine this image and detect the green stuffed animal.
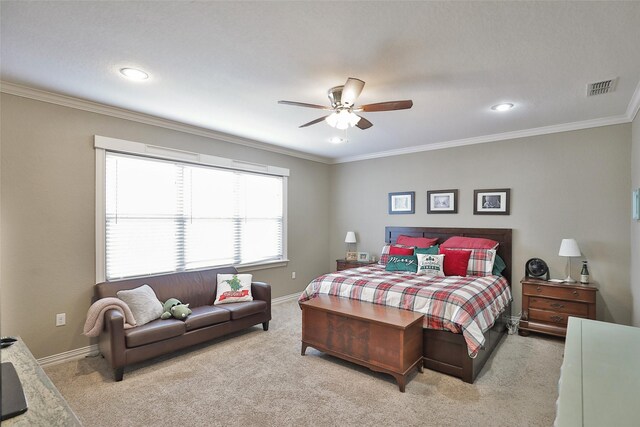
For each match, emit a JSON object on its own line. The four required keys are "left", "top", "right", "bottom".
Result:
{"left": 161, "top": 298, "right": 182, "bottom": 320}
{"left": 170, "top": 303, "right": 192, "bottom": 320}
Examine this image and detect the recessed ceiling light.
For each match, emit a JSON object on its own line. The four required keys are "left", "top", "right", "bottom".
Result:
{"left": 119, "top": 67, "right": 149, "bottom": 81}
{"left": 329, "top": 137, "right": 346, "bottom": 144}
{"left": 491, "top": 103, "right": 514, "bottom": 112}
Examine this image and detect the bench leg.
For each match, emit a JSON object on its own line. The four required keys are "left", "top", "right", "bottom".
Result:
{"left": 262, "top": 321, "right": 269, "bottom": 331}
{"left": 114, "top": 367, "right": 124, "bottom": 382}
{"left": 392, "top": 373, "right": 407, "bottom": 393}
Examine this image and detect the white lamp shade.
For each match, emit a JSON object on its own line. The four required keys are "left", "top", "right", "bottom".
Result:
{"left": 344, "top": 231, "right": 357, "bottom": 244}
{"left": 558, "top": 239, "right": 581, "bottom": 257}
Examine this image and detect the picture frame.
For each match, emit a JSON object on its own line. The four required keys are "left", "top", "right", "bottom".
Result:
{"left": 388, "top": 191, "right": 415, "bottom": 215}
{"left": 346, "top": 251, "right": 358, "bottom": 261}
{"left": 357, "top": 252, "right": 370, "bottom": 262}
{"left": 633, "top": 189, "right": 640, "bottom": 220}
{"left": 473, "top": 188, "right": 511, "bottom": 215}
{"left": 427, "top": 189, "right": 458, "bottom": 214}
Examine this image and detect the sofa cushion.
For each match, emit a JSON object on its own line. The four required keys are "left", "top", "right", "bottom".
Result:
{"left": 184, "top": 306, "right": 231, "bottom": 331}
{"left": 218, "top": 300, "right": 267, "bottom": 320}
{"left": 124, "top": 319, "right": 185, "bottom": 348}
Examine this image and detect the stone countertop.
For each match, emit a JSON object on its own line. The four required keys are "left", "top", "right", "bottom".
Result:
{"left": 1, "top": 337, "right": 81, "bottom": 426}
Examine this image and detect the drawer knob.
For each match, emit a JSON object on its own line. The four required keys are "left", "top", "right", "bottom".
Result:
{"left": 550, "top": 302, "right": 565, "bottom": 308}
{"left": 536, "top": 286, "right": 542, "bottom": 292}
{"left": 550, "top": 315, "right": 564, "bottom": 323}
{"left": 573, "top": 290, "right": 579, "bottom": 296}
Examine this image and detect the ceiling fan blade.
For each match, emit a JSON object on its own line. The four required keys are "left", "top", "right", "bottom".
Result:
{"left": 359, "top": 100, "right": 413, "bottom": 112}
{"left": 341, "top": 78, "right": 365, "bottom": 106}
{"left": 355, "top": 116, "right": 373, "bottom": 130}
{"left": 299, "top": 116, "right": 329, "bottom": 128}
{"left": 278, "top": 100, "right": 330, "bottom": 110}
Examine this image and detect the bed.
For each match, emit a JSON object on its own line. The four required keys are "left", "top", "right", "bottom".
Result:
{"left": 300, "top": 226, "right": 513, "bottom": 383}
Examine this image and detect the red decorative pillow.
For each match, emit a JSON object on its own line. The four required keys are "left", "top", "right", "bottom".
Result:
{"left": 389, "top": 245, "right": 414, "bottom": 256}
{"left": 440, "top": 248, "right": 472, "bottom": 276}
{"left": 396, "top": 235, "right": 439, "bottom": 248}
{"left": 440, "top": 236, "right": 499, "bottom": 250}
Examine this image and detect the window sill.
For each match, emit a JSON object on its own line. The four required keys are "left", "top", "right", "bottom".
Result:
{"left": 236, "top": 259, "right": 289, "bottom": 273}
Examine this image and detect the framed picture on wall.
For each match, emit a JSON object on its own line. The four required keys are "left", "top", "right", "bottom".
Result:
{"left": 388, "top": 191, "right": 415, "bottom": 214}
{"left": 473, "top": 188, "right": 511, "bottom": 215}
{"left": 427, "top": 189, "right": 458, "bottom": 214}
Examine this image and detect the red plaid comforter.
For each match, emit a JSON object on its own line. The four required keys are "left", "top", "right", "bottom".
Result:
{"left": 298, "top": 264, "right": 512, "bottom": 357}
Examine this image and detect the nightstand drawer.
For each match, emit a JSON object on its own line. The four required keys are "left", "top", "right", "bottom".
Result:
{"left": 528, "top": 308, "right": 574, "bottom": 326}
{"left": 529, "top": 297, "right": 589, "bottom": 316}
{"left": 522, "top": 283, "right": 596, "bottom": 303}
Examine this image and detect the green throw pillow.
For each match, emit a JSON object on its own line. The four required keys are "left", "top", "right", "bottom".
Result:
{"left": 385, "top": 255, "right": 418, "bottom": 273}
{"left": 414, "top": 245, "right": 439, "bottom": 255}
{"left": 492, "top": 254, "right": 507, "bottom": 275}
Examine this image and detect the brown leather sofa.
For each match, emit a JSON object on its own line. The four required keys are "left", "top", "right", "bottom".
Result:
{"left": 95, "top": 266, "right": 271, "bottom": 381}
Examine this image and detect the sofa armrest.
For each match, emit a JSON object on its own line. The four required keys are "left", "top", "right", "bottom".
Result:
{"left": 251, "top": 282, "right": 271, "bottom": 320}
{"left": 98, "top": 309, "right": 127, "bottom": 369}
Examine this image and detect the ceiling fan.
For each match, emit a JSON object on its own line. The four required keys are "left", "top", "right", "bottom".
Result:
{"left": 278, "top": 77, "right": 413, "bottom": 130}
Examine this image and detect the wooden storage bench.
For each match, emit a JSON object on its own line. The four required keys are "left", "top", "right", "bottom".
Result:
{"left": 300, "top": 295, "right": 424, "bottom": 392}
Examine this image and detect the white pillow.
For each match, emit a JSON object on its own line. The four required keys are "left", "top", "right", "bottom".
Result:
{"left": 416, "top": 254, "right": 445, "bottom": 277}
{"left": 116, "top": 284, "right": 163, "bottom": 326}
{"left": 215, "top": 274, "right": 253, "bottom": 305}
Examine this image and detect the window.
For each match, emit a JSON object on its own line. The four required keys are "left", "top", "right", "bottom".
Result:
{"left": 96, "top": 136, "right": 288, "bottom": 281}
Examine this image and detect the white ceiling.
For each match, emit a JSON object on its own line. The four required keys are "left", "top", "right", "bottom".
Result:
{"left": 2, "top": 1, "right": 640, "bottom": 163}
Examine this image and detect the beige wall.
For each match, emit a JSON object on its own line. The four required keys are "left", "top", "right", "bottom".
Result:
{"left": 632, "top": 112, "right": 640, "bottom": 326}
{"left": 1, "top": 90, "right": 635, "bottom": 359}
{"left": 329, "top": 125, "right": 632, "bottom": 324}
{"left": 0, "top": 93, "right": 331, "bottom": 358}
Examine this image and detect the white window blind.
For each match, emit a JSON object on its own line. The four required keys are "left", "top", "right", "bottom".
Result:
{"left": 104, "top": 152, "right": 284, "bottom": 280}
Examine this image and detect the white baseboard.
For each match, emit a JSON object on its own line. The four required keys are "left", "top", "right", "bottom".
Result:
{"left": 37, "top": 344, "right": 100, "bottom": 368}
{"left": 37, "top": 294, "right": 298, "bottom": 367}
{"left": 272, "top": 292, "right": 300, "bottom": 305}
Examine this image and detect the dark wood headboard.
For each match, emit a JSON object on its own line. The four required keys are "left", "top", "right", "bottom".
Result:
{"left": 385, "top": 226, "right": 513, "bottom": 286}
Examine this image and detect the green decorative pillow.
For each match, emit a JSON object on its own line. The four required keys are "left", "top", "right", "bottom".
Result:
{"left": 414, "top": 245, "right": 439, "bottom": 255}
{"left": 492, "top": 254, "right": 507, "bottom": 275}
{"left": 385, "top": 255, "right": 418, "bottom": 273}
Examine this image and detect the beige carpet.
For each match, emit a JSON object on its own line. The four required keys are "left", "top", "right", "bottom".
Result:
{"left": 45, "top": 300, "right": 564, "bottom": 426}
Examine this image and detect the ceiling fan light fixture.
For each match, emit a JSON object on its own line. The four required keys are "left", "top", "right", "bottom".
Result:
{"left": 326, "top": 110, "right": 360, "bottom": 129}
{"left": 491, "top": 103, "right": 514, "bottom": 112}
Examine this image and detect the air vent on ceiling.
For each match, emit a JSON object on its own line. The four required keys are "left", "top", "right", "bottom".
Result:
{"left": 587, "top": 78, "right": 617, "bottom": 96}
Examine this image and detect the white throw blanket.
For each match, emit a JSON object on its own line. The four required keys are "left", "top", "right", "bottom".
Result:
{"left": 83, "top": 297, "right": 137, "bottom": 337}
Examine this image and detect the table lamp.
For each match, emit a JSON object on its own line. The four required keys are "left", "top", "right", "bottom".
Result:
{"left": 345, "top": 231, "right": 357, "bottom": 257}
{"left": 559, "top": 238, "right": 581, "bottom": 283}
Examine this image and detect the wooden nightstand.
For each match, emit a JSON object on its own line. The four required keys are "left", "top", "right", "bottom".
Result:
{"left": 336, "top": 259, "right": 376, "bottom": 271}
{"left": 519, "top": 277, "right": 597, "bottom": 337}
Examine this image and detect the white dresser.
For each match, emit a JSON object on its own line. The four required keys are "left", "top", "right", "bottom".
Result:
{"left": 555, "top": 317, "right": 640, "bottom": 426}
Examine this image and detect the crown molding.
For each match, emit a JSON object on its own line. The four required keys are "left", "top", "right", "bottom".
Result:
{"left": 626, "top": 80, "right": 640, "bottom": 122}
{"left": 0, "top": 81, "right": 332, "bottom": 164}
{"left": 332, "top": 114, "right": 631, "bottom": 164}
{"left": 3, "top": 80, "right": 637, "bottom": 166}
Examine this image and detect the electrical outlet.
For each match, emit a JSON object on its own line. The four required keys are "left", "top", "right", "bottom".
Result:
{"left": 291, "top": 271, "right": 296, "bottom": 279}
{"left": 56, "top": 313, "right": 66, "bottom": 327}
